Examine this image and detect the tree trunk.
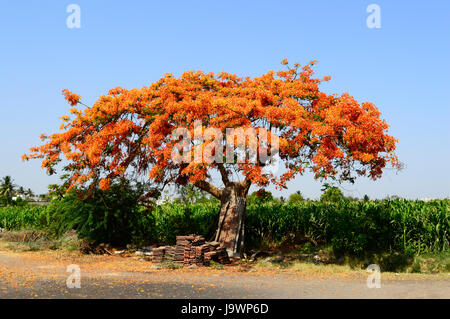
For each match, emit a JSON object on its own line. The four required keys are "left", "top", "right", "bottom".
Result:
{"left": 215, "top": 184, "right": 248, "bottom": 258}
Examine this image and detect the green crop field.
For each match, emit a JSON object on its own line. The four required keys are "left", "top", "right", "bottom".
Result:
{"left": 1, "top": 199, "right": 448, "bottom": 257}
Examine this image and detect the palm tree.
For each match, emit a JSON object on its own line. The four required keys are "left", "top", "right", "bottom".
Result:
{"left": 0, "top": 176, "right": 16, "bottom": 206}
{"left": 26, "top": 188, "right": 34, "bottom": 198}
{"left": 18, "top": 186, "right": 25, "bottom": 195}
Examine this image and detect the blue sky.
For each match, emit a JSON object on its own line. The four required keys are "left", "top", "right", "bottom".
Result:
{"left": 1, "top": 0, "right": 449, "bottom": 199}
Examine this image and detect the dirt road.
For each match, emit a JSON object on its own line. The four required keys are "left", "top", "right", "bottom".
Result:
{"left": 0, "top": 250, "right": 448, "bottom": 299}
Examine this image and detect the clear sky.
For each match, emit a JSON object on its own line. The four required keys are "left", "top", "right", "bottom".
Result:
{"left": 1, "top": 0, "right": 449, "bottom": 199}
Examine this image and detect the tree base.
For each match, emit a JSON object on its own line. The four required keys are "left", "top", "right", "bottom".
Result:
{"left": 215, "top": 183, "right": 248, "bottom": 257}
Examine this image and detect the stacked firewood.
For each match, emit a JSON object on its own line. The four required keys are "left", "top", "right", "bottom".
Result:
{"left": 151, "top": 234, "right": 230, "bottom": 266}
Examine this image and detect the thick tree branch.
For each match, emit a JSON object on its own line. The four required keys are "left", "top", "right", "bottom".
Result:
{"left": 217, "top": 163, "right": 231, "bottom": 186}
{"left": 194, "top": 180, "right": 223, "bottom": 199}
{"left": 241, "top": 176, "right": 252, "bottom": 194}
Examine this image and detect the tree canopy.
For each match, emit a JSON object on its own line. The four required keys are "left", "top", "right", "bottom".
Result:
{"left": 289, "top": 191, "right": 304, "bottom": 203}
{"left": 23, "top": 59, "right": 398, "bottom": 200}
{"left": 320, "top": 186, "right": 345, "bottom": 203}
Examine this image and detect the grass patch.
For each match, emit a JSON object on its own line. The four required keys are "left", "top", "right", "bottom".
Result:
{"left": 160, "top": 260, "right": 184, "bottom": 270}
{"left": 249, "top": 244, "right": 450, "bottom": 274}
{"left": 209, "top": 261, "right": 225, "bottom": 270}
{"left": 0, "top": 229, "right": 83, "bottom": 252}
{"left": 408, "top": 253, "right": 450, "bottom": 274}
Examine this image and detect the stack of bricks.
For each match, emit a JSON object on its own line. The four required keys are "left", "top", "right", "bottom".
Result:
{"left": 165, "top": 246, "right": 175, "bottom": 261}
{"left": 203, "top": 243, "right": 230, "bottom": 265}
{"left": 173, "top": 239, "right": 187, "bottom": 264}
{"left": 151, "top": 245, "right": 175, "bottom": 263}
{"left": 152, "top": 234, "right": 230, "bottom": 267}
{"left": 191, "top": 244, "right": 209, "bottom": 266}
{"left": 182, "top": 234, "right": 205, "bottom": 266}
{"left": 151, "top": 247, "right": 166, "bottom": 263}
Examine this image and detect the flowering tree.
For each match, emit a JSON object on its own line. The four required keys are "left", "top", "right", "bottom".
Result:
{"left": 23, "top": 60, "right": 398, "bottom": 256}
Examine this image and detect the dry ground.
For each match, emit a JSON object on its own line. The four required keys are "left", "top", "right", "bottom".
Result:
{"left": 0, "top": 242, "right": 448, "bottom": 299}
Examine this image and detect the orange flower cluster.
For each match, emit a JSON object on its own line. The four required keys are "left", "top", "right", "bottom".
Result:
{"left": 23, "top": 59, "right": 398, "bottom": 194}
{"left": 62, "top": 89, "right": 81, "bottom": 106}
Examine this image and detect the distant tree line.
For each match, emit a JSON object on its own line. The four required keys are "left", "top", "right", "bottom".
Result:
{"left": 0, "top": 175, "right": 46, "bottom": 206}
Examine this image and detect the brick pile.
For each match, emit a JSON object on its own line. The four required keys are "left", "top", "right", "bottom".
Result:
{"left": 150, "top": 245, "right": 175, "bottom": 263}
{"left": 180, "top": 235, "right": 205, "bottom": 266}
{"left": 204, "top": 245, "right": 230, "bottom": 265}
{"left": 165, "top": 246, "right": 175, "bottom": 260}
{"left": 151, "top": 234, "right": 230, "bottom": 267}
{"left": 151, "top": 246, "right": 166, "bottom": 263}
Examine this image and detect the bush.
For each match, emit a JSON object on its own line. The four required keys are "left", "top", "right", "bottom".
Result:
{"left": 248, "top": 190, "right": 274, "bottom": 205}
{"left": 39, "top": 181, "right": 156, "bottom": 246}
{"left": 151, "top": 202, "right": 218, "bottom": 244}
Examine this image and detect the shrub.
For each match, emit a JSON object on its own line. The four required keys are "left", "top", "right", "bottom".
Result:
{"left": 151, "top": 202, "right": 218, "bottom": 244}
{"left": 40, "top": 181, "right": 156, "bottom": 246}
